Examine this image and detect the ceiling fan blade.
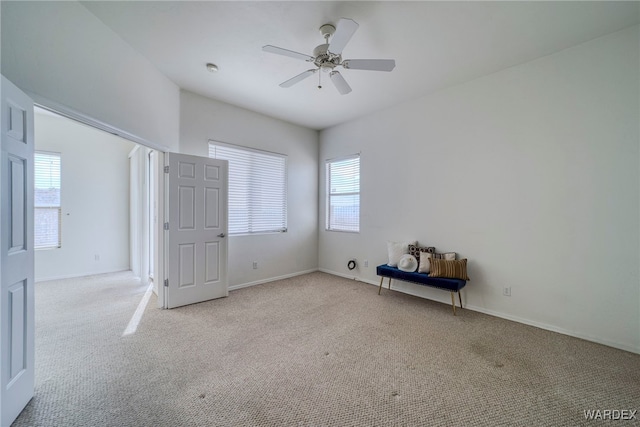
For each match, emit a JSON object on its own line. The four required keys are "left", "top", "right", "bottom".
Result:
{"left": 329, "top": 71, "right": 352, "bottom": 95}
{"left": 263, "top": 45, "right": 314, "bottom": 62}
{"left": 342, "top": 59, "right": 396, "bottom": 72}
{"left": 280, "top": 69, "right": 318, "bottom": 88}
{"left": 328, "top": 18, "right": 359, "bottom": 55}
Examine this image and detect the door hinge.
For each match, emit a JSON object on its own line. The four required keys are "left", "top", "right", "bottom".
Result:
{"left": 164, "top": 222, "right": 169, "bottom": 230}
{"left": 164, "top": 279, "right": 169, "bottom": 287}
{"left": 164, "top": 166, "right": 169, "bottom": 173}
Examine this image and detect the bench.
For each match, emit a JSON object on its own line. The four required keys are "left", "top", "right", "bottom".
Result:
{"left": 376, "top": 264, "right": 467, "bottom": 315}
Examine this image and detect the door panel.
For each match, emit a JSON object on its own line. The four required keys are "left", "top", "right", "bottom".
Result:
{"left": 178, "top": 243, "right": 195, "bottom": 288}
{"left": 204, "top": 188, "right": 220, "bottom": 229}
{"left": 204, "top": 164, "right": 219, "bottom": 181}
{"left": 9, "top": 281, "right": 26, "bottom": 380}
{"left": 9, "top": 156, "right": 26, "bottom": 252}
{"left": 165, "top": 152, "right": 228, "bottom": 308}
{"left": 204, "top": 242, "right": 220, "bottom": 283}
{"left": 178, "top": 186, "right": 195, "bottom": 229}
{"left": 1, "top": 75, "right": 35, "bottom": 426}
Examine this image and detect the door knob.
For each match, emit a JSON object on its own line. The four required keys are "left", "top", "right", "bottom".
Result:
{"left": 217, "top": 233, "right": 225, "bottom": 238}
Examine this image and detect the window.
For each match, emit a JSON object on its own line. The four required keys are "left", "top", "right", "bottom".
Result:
{"left": 209, "top": 141, "right": 287, "bottom": 235}
{"left": 326, "top": 154, "right": 360, "bottom": 232}
{"left": 34, "top": 151, "right": 61, "bottom": 249}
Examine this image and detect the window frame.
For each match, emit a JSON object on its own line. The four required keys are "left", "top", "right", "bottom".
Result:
{"left": 325, "top": 154, "right": 360, "bottom": 233}
{"left": 34, "top": 150, "right": 62, "bottom": 250}
{"left": 208, "top": 140, "right": 288, "bottom": 236}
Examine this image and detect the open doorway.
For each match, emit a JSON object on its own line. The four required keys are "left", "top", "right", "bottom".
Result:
{"left": 33, "top": 106, "right": 156, "bottom": 286}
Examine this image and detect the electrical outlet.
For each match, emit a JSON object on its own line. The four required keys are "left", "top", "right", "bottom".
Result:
{"left": 253, "top": 261, "right": 258, "bottom": 269}
{"left": 364, "top": 260, "right": 369, "bottom": 268}
{"left": 503, "top": 286, "right": 511, "bottom": 297}
{"left": 94, "top": 254, "right": 100, "bottom": 261}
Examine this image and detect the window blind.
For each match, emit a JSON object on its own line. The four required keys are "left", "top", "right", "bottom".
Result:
{"left": 209, "top": 142, "right": 287, "bottom": 234}
{"left": 34, "top": 151, "right": 61, "bottom": 249}
{"left": 326, "top": 155, "right": 360, "bottom": 232}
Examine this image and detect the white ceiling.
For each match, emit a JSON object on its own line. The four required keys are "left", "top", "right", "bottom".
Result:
{"left": 81, "top": 1, "right": 639, "bottom": 130}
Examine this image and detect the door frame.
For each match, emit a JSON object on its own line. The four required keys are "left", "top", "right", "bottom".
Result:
{"left": 155, "top": 151, "right": 166, "bottom": 307}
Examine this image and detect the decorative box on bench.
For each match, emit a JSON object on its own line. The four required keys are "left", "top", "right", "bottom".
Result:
{"left": 376, "top": 264, "right": 467, "bottom": 315}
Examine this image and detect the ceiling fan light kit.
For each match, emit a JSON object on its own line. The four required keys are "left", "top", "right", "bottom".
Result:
{"left": 263, "top": 18, "right": 396, "bottom": 95}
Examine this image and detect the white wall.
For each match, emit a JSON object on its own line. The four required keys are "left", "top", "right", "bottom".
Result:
{"left": 1, "top": 1, "right": 179, "bottom": 151}
{"left": 319, "top": 26, "right": 640, "bottom": 353}
{"left": 180, "top": 91, "right": 319, "bottom": 288}
{"left": 34, "top": 111, "right": 136, "bottom": 281}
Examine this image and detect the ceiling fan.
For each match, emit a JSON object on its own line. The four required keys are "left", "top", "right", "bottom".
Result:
{"left": 262, "top": 18, "right": 396, "bottom": 95}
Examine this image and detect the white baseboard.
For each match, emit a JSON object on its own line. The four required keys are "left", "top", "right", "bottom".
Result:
{"left": 317, "top": 268, "right": 380, "bottom": 285}
{"left": 319, "top": 270, "right": 640, "bottom": 355}
{"left": 229, "top": 268, "right": 319, "bottom": 291}
{"left": 35, "top": 268, "right": 132, "bottom": 283}
{"left": 464, "top": 304, "right": 640, "bottom": 355}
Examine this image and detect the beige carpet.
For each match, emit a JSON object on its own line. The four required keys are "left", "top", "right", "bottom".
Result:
{"left": 12, "top": 271, "right": 640, "bottom": 426}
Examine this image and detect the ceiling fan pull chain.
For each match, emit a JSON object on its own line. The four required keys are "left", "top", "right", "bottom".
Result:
{"left": 318, "top": 71, "right": 322, "bottom": 90}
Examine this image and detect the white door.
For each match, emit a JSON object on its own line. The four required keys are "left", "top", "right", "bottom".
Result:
{"left": 165, "top": 152, "right": 228, "bottom": 308}
{"left": 1, "top": 76, "right": 35, "bottom": 426}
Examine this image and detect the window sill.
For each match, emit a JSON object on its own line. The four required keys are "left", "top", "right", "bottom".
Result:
{"left": 231, "top": 230, "right": 287, "bottom": 237}
{"left": 325, "top": 229, "right": 359, "bottom": 234}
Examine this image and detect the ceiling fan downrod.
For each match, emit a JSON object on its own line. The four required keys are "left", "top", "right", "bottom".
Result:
{"left": 319, "top": 23, "right": 336, "bottom": 42}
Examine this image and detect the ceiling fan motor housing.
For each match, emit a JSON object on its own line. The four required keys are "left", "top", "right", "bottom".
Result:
{"left": 313, "top": 43, "right": 341, "bottom": 70}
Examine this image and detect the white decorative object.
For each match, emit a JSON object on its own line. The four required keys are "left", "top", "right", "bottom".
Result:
{"left": 398, "top": 254, "right": 418, "bottom": 272}
{"left": 387, "top": 240, "right": 417, "bottom": 267}
{"left": 418, "top": 252, "right": 432, "bottom": 273}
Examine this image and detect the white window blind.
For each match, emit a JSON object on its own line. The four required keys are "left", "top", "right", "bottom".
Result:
{"left": 209, "top": 142, "right": 287, "bottom": 234}
{"left": 326, "top": 155, "right": 360, "bottom": 232}
{"left": 34, "top": 151, "right": 61, "bottom": 249}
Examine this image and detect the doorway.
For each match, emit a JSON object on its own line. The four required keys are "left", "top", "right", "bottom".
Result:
{"left": 33, "top": 107, "right": 156, "bottom": 285}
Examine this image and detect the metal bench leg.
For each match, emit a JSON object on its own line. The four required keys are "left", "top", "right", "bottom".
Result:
{"left": 378, "top": 276, "right": 384, "bottom": 295}
{"left": 388, "top": 277, "right": 392, "bottom": 290}
{"left": 451, "top": 292, "right": 456, "bottom": 316}
{"left": 458, "top": 291, "right": 463, "bottom": 309}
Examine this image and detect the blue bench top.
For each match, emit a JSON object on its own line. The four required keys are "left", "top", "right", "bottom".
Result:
{"left": 377, "top": 264, "right": 466, "bottom": 292}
